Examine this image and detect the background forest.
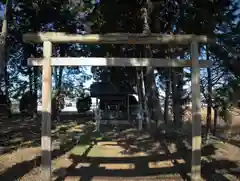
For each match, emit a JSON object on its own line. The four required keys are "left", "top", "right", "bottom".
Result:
{"left": 0, "top": 0, "right": 239, "bottom": 135}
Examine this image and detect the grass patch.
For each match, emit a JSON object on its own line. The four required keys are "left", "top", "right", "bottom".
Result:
{"left": 71, "top": 144, "right": 105, "bottom": 157}
{"left": 88, "top": 145, "right": 106, "bottom": 157}
{"left": 71, "top": 145, "right": 90, "bottom": 155}
{"left": 70, "top": 132, "right": 106, "bottom": 156}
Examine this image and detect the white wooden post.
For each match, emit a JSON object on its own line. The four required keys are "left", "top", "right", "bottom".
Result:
{"left": 41, "top": 41, "right": 52, "bottom": 181}
{"left": 191, "top": 40, "right": 201, "bottom": 181}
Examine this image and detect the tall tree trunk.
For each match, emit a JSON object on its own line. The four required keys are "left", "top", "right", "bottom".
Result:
{"left": 4, "top": 63, "right": 8, "bottom": 95}
{"left": 212, "top": 107, "right": 218, "bottom": 136}
{"left": 33, "top": 67, "right": 38, "bottom": 95}
{"left": 4, "top": 64, "right": 9, "bottom": 108}
{"left": 176, "top": 68, "right": 184, "bottom": 127}
{"left": 28, "top": 67, "right": 33, "bottom": 93}
{"left": 32, "top": 44, "right": 38, "bottom": 96}
{"left": 172, "top": 68, "right": 184, "bottom": 127}
{"left": 54, "top": 67, "right": 58, "bottom": 89}
{"left": 164, "top": 68, "right": 171, "bottom": 124}
{"left": 140, "top": 67, "right": 150, "bottom": 128}
{"left": 174, "top": 49, "right": 185, "bottom": 127}
{"left": 33, "top": 67, "right": 38, "bottom": 116}
{"left": 206, "top": 47, "right": 212, "bottom": 140}
{"left": 141, "top": 0, "right": 163, "bottom": 128}
{"left": 0, "top": 0, "right": 12, "bottom": 77}
{"left": 136, "top": 68, "right": 144, "bottom": 129}
{"left": 0, "top": 0, "right": 12, "bottom": 113}
{"left": 171, "top": 69, "right": 178, "bottom": 125}
{"left": 56, "top": 67, "right": 64, "bottom": 90}
{"left": 55, "top": 45, "right": 65, "bottom": 91}
{"left": 54, "top": 66, "right": 64, "bottom": 91}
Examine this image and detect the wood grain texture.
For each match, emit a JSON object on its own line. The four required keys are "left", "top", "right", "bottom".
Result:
{"left": 23, "top": 32, "right": 209, "bottom": 44}
{"left": 41, "top": 41, "right": 52, "bottom": 181}
{"left": 191, "top": 41, "right": 202, "bottom": 181}
{"left": 27, "top": 57, "right": 211, "bottom": 67}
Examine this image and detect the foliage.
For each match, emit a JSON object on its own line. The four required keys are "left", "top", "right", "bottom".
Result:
{"left": 0, "top": 0, "right": 238, "bottom": 120}
{"left": 1, "top": 0, "right": 94, "bottom": 101}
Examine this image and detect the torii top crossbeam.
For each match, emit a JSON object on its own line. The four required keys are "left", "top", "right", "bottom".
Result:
{"left": 23, "top": 32, "right": 210, "bottom": 44}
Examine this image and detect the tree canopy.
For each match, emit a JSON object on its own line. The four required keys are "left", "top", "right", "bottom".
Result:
{"left": 0, "top": 0, "right": 239, "bottom": 126}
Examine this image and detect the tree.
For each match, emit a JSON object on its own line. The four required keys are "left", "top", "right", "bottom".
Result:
{"left": 5, "top": 0, "right": 93, "bottom": 102}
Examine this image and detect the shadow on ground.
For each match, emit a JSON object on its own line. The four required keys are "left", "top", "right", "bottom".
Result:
{"left": 0, "top": 140, "right": 77, "bottom": 181}
{"left": 1, "top": 115, "right": 239, "bottom": 181}
{"left": 0, "top": 113, "right": 94, "bottom": 181}
{"left": 0, "top": 112, "right": 93, "bottom": 154}
{"left": 48, "top": 126, "right": 185, "bottom": 180}
{"left": 53, "top": 125, "right": 240, "bottom": 181}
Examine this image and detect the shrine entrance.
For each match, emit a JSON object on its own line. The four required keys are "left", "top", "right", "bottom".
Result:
{"left": 23, "top": 32, "right": 211, "bottom": 181}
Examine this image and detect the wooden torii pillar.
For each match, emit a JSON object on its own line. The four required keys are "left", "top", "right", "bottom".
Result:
{"left": 41, "top": 41, "right": 52, "bottom": 180}
{"left": 191, "top": 40, "right": 201, "bottom": 181}
{"left": 23, "top": 32, "right": 210, "bottom": 181}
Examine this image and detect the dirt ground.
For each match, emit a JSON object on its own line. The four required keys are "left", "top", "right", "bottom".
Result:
{"left": 0, "top": 113, "right": 240, "bottom": 181}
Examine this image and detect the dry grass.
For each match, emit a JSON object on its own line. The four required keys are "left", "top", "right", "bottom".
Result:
{"left": 0, "top": 147, "right": 41, "bottom": 173}
{"left": 200, "top": 107, "right": 215, "bottom": 123}
{"left": 184, "top": 106, "right": 240, "bottom": 126}
{"left": 183, "top": 107, "right": 214, "bottom": 123}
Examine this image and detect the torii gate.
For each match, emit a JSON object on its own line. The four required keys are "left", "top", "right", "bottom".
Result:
{"left": 23, "top": 32, "right": 211, "bottom": 181}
